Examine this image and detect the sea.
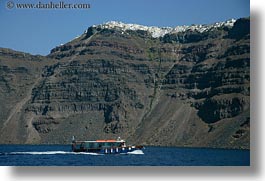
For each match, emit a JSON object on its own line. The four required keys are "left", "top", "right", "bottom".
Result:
{"left": 0, "top": 145, "right": 250, "bottom": 166}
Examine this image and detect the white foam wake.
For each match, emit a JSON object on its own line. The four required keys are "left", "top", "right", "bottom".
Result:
{"left": 5, "top": 150, "right": 144, "bottom": 155}
{"left": 9, "top": 151, "right": 102, "bottom": 155}
{"left": 127, "top": 150, "right": 144, "bottom": 155}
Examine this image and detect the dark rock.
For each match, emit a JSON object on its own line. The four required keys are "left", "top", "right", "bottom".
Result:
{"left": 227, "top": 18, "right": 250, "bottom": 40}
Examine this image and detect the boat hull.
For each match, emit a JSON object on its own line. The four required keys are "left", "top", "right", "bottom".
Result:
{"left": 72, "top": 146, "right": 143, "bottom": 154}
{"left": 71, "top": 138, "right": 143, "bottom": 154}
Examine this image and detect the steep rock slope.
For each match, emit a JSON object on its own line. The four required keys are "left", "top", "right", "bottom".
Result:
{"left": 0, "top": 48, "right": 56, "bottom": 143}
{"left": 0, "top": 18, "right": 250, "bottom": 148}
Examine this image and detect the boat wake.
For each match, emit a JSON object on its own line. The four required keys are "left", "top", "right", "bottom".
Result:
{"left": 4, "top": 151, "right": 103, "bottom": 155}
{"left": 0, "top": 150, "right": 144, "bottom": 155}
{"left": 127, "top": 150, "right": 144, "bottom": 155}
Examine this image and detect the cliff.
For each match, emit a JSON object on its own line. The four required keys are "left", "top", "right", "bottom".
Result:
{"left": 0, "top": 18, "right": 250, "bottom": 149}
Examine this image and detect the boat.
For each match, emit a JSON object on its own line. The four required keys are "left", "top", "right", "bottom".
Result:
{"left": 71, "top": 136, "right": 144, "bottom": 154}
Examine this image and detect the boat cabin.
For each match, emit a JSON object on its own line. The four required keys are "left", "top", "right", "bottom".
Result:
{"left": 72, "top": 139, "right": 126, "bottom": 152}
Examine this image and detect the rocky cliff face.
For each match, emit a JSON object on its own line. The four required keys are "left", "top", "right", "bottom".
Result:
{"left": 0, "top": 18, "right": 250, "bottom": 149}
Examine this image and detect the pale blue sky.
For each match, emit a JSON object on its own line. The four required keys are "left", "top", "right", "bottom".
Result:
{"left": 0, "top": 0, "right": 250, "bottom": 55}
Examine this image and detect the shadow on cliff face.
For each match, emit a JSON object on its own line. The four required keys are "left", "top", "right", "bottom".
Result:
{"left": 227, "top": 17, "right": 250, "bottom": 40}
{"left": 197, "top": 97, "right": 248, "bottom": 124}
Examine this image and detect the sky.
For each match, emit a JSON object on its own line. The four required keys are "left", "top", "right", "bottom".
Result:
{"left": 0, "top": 0, "right": 250, "bottom": 55}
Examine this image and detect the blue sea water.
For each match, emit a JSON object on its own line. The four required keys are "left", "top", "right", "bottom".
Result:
{"left": 0, "top": 145, "right": 250, "bottom": 166}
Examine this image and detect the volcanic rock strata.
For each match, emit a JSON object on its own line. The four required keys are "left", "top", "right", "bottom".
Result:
{"left": 0, "top": 18, "right": 250, "bottom": 149}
